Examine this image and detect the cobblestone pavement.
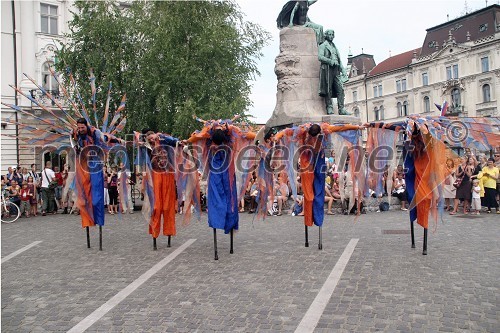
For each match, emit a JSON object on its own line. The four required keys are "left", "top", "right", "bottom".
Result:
{"left": 2, "top": 209, "right": 498, "bottom": 332}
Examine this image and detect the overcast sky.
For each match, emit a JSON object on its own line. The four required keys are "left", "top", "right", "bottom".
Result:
{"left": 237, "top": 0, "right": 492, "bottom": 123}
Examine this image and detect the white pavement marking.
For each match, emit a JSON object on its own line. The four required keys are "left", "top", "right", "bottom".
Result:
{"left": 1, "top": 241, "right": 43, "bottom": 264}
{"left": 67, "top": 239, "right": 196, "bottom": 333}
{"left": 295, "top": 238, "right": 359, "bottom": 333}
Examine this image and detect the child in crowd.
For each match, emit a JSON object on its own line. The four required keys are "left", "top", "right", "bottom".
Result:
{"left": 292, "top": 195, "right": 304, "bottom": 216}
{"left": 107, "top": 167, "right": 119, "bottom": 215}
{"left": 392, "top": 173, "right": 408, "bottom": 211}
{"left": 19, "top": 181, "right": 32, "bottom": 217}
{"left": 27, "top": 176, "right": 38, "bottom": 216}
{"left": 8, "top": 180, "right": 21, "bottom": 215}
{"left": 471, "top": 178, "right": 481, "bottom": 215}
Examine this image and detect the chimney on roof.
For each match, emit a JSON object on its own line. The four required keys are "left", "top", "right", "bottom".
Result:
{"left": 447, "top": 14, "right": 449, "bottom": 21}
{"left": 412, "top": 49, "right": 417, "bottom": 63}
{"left": 389, "top": 50, "right": 392, "bottom": 57}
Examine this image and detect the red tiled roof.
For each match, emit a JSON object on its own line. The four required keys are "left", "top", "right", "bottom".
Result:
{"left": 368, "top": 48, "right": 421, "bottom": 77}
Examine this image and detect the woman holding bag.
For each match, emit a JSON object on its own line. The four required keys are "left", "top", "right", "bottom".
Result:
{"left": 451, "top": 156, "right": 472, "bottom": 215}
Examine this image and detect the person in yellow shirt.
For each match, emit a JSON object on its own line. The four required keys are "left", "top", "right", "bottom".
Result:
{"left": 477, "top": 158, "right": 499, "bottom": 213}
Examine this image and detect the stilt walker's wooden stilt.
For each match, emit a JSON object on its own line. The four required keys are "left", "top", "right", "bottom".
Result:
{"left": 86, "top": 227, "right": 90, "bottom": 248}
{"left": 422, "top": 228, "right": 428, "bottom": 255}
{"left": 153, "top": 237, "right": 157, "bottom": 251}
{"left": 318, "top": 226, "right": 322, "bottom": 250}
{"left": 305, "top": 225, "right": 309, "bottom": 247}
{"left": 230, "top": 229, "right": 234, "bottom": 254}
{"left": 411, "top": 221, "right": 415, "bottom": 249}
{"left": 213, "top": 228, "right": 218, "bottom": 260}
{"left": 167, "top": 235, "right": 171, "bottom": 248}
{"left": 99, "top": 226, "right": 102, "bottom": 251}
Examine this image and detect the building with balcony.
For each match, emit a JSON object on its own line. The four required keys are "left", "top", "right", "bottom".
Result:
{"left": 344, "top": 4, "right": 500, "bottom": 126}
{"left": 1, "top": 0, "right": 74, "bottom": 173}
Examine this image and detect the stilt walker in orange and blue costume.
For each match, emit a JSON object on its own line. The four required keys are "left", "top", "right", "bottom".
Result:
{"left": 2, "top": 67, "right": 127, "bottom": 251}
{"left": 141, "top": 131, "right": 180, "bottom": 250}
{"left": 275, "top": 122, "right": 364, "bottom": 250}
{"left": 186, "top": 116, "right": 256, "bottom": 260}
{"left": 72, "top": 118, "right": 123, "bottom": 250}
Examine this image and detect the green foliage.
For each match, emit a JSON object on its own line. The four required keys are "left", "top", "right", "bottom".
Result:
{"left": 57, "top": 0, "right": 270, "bottom": 139}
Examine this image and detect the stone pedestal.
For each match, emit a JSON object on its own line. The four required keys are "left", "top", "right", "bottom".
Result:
{"left": 265, "top": 27, "right": 359, "bottom": 130}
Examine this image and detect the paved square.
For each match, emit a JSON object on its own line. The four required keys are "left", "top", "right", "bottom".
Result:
{"left": 2, "top": 210, "right": 498, "bottom": 332}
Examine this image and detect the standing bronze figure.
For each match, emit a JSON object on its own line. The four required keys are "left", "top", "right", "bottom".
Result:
{"left": 318, "top": 29, "right": 350, "bottom": 115}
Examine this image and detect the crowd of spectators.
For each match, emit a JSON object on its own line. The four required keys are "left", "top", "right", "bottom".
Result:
{"left": 2, "top": 161, "right": 136, "bottom": 218}
{"left": 3, "top": 151, "right": 498, "bottom": 220}
{"left": 235, "top": 150, "right": 500, "bottom": 217}
{"left": 445, "top": 153, "right": 500, "bottom": 215}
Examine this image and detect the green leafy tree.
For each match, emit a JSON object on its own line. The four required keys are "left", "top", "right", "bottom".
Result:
{"left": 57, "top": 0, "right": 270, "bottom": 138}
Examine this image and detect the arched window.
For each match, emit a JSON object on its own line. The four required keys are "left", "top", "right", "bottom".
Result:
{"left": 482, "top": 84, "right": 491, "bottom": 102}
{"left": 354, "top": 108, "right": 359, "bottom": 118}
{"left": 451, "top": 88, "right": 461, "bottom": 108}
{"left": 423, "top": 96, "right": 430, "bottom": 113}
{"left": 397, "top": 102, "right": 402, "bottom": 117}
{"left": 379, "top": 105, "right": 384, "bottom": 120}
{"left": 42, "top": 62, "right": 58, "bottom": 92}
{"left": 374, "top": 107, "right": 379, "bottom": 121}
{"left": 403, "top": 101, "right": 408, "bottom": 116}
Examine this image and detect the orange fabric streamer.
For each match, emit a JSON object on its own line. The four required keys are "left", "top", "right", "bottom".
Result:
{"left": 300, "top": 155, "right": 315, "bottom": 227}
{"left": 412, "top": 126, "right": 451, "bottom": 230}
{"left": 76, "top": 161, "right": 95, "bottom": 228}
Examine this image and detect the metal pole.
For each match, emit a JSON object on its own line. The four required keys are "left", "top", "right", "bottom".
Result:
{"left": 11, "top": 0, "right": 20, "bottom": 166}
{"left": 423, "top": 228, "right": 428, "bottom": 255}
{"left": 86, "top": 226, "right": 90, "bottom": 248}
{"left": 318, "top": 226, "right": 322, "bottom": 250}
{"left": 213, "top": 228, "right": 218, "bottom": 260}
{"left": 230, "top": 229, "right": 234, "bottom": 254}
{"left": 305, "top": 225, "right": 309, "bottom": 247}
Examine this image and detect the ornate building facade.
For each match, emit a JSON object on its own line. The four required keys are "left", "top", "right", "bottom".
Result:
{"left": 344, "top": 5, "right": 499, "bottom": 126}
{"left": 1, "top": 0, "right": 74, "bottom": 172}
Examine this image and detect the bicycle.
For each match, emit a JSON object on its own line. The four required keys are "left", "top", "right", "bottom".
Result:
{"left": 1, "top": 191, "right": 21, "bottom": 223}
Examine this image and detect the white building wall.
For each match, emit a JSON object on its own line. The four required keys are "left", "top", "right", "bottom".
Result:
{"left": 1, "top": 0, "right": 20, "bottom": 172}
{"left": 1, "top": 0, "right": 73, "bottom": 173}
{"left": 345, "top": 32, "right": 500, "bottom": 126}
